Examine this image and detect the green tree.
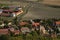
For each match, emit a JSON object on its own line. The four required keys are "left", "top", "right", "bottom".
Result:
{"left": 4, "top": 20, "right": 9, "bottom": 28}
{"left": 13, "top": 17, "right": 18, "bottom": 26}
{"left": 26, "top": 34, "right": 32, "bottom": 40}
{"left": 0, "top": 35, "right": 9, "bottom": 40}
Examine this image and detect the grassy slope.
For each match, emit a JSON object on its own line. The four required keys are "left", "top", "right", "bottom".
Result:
{"left": 41, "top": 0, "right": 60, "bottom": 6}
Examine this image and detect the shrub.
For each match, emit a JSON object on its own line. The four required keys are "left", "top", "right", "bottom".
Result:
{"left": 0, "top": 35, "right": 9, "bottom": 40}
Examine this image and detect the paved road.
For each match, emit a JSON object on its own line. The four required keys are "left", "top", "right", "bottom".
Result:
{"left": 21, "top": 2, "right": 60, "bottom": 20}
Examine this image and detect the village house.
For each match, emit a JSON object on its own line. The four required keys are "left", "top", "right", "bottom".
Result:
{"left": 0, "top": 28, "right": 20, "bottom": 36}
{"left": 14, "top": 30, "right": 20, "bottom": 35}
{"left": 56, "top": 21, "right": 60, "bottom": 26}
{"left": 0, "top": 29, "right": 9, "bottom": 35}
{"left": 8, "top": 27, "right": 15, "bottom": 32}
{"left": 56, "top": 21, "right": 60, "bottom": 29}
{"left": 55, "top": 21, "right": 60, "bottom": 33}
{"left": 0, "top": 7, "right": 23, "bottom": 17}
{"left": 30, "top": 20, "right": 40, "bottom": 31}
{"left": 12, "top": 7, "right": 23, "bottom": 17}
{"left": 40, "top": 25, "right": 46, "bottom": 34}
{"left": 21, "top": 27, "right": 30, "bottom": 34}
{"left": 12, "top": 10, "right": 23, "bottom": 17}
{"left": 19, "top": 21, "right": 29, "bottom": 26}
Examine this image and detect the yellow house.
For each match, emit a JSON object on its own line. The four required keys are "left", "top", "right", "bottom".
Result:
{"left": 12, "top": 8, "right": 23, "bottom": 17}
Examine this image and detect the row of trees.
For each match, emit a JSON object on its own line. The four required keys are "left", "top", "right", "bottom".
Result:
{"left": 0, "top": 31, "right": 59, "bottom": 40}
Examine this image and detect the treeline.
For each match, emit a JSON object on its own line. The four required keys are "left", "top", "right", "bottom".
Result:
{"left": 0, "top": 31, "right": 60, "bottom": 40}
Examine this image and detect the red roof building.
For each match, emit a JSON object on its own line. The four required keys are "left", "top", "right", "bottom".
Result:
{"left": 0, "top": 7, "right": 23, "bottom": 17}
{"left": 21, "top": 27, "right": 30, "bottom": 34}
{"left": 20, "top": 21, "right": 28, "bottom": 26}
{"left": 32, "top": 22, "right": 40, "bottom": 27}
{"left": 56, "top": 21, "right": 60, "bottom": 25}
{"left": 14, "top": 30, "right": 20, "bottom": 35}
{"left": 0, "top": 29, "right": 9, "bottom": 35}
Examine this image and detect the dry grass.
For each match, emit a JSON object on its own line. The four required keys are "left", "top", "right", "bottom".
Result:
{"left": 0, "top": 0, "right": 60, "bottom": 6}
{"left": 42, "top": 0, "right": 60, "bottom": 5}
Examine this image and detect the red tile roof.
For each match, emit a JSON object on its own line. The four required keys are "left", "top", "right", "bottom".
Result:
{"left": 32, "top": 22, "right": 40, "bottom": 27}
{"left": 14, "top": 30, "right": 20, "bottom": 35}
{"left": 0, "top": 29, "right": 9, "bottom": 35}
{"left": 3, "top": 10, "right": 13, "bottom": 13}
{"left": 56, "top": 21, "right": 60, "bottom": 24}
{"left": 1, "top": 13, "right": 10, "bottom": 16}
{"left": 20, "top": 22, "right": 28, "bottom": 26}
{"left": 21, "top": 27, "right": 30, "bottom": 33}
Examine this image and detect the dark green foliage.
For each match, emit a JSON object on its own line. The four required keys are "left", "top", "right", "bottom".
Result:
{"left": 0, "top": 35, "right": 9, "bottom": 40}
{"left": 26, "top": 34, "right": 32, "bottom": 40}
{"left": 13, "top": 17, "right": 19, "bottom": 26}
{"left": 0, "top": 4, "right": 8, "bottom": 7}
